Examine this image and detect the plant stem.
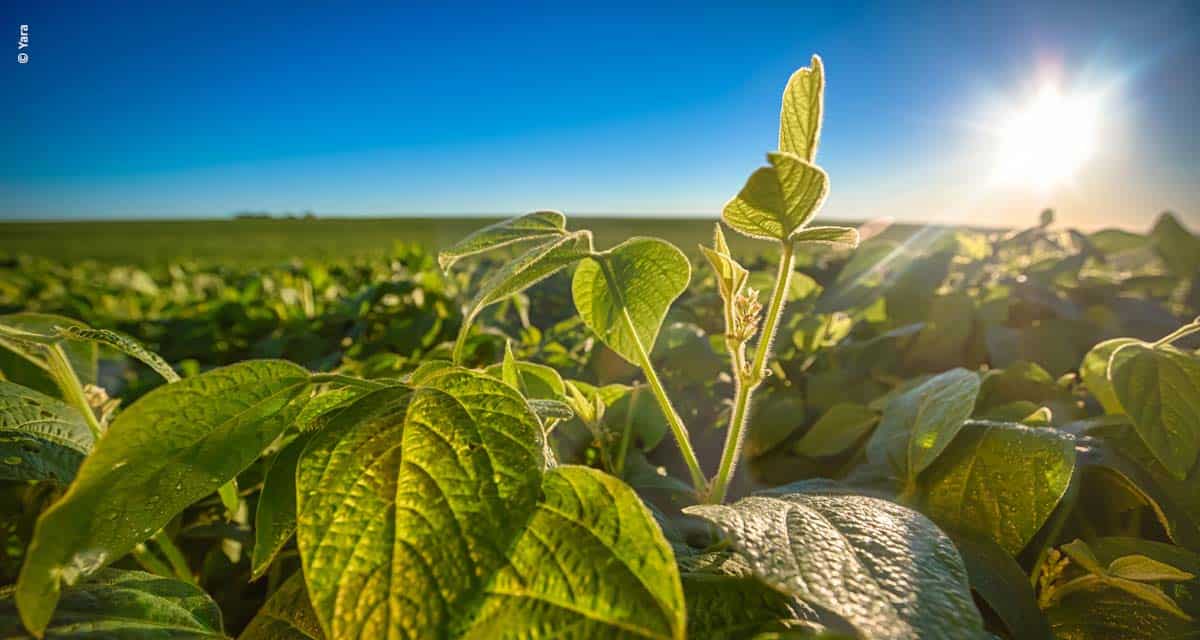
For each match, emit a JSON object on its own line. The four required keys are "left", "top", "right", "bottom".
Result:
{"left": 708, "top": 240, "right": 795, "bottom": 504}
{"left": 614, "top": 386, "right": 638, "bottom": 477}
{"left": 1152, "top": 317, "right": 1200, "bottom": 348}
{"left": 595, "top": 257, "right": 706, "bottom": 495}
{"left": 131, "top": 543, "right": 174, "bottom": 577}
{"left": 152, "top": 530, "right": 194, "bottom": 583}
{"left": 46, "top": 343, "right": 103, "bottom": 440}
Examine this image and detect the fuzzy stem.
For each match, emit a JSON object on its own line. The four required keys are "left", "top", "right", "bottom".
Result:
{"left": 708, "top": 239, "right": 795, "bottom": 504}
{"left": 46, "top": 344, "right": 103, "bottom": 440}
{"left": 596, "top": 257, "right": 707, "bottom": 495}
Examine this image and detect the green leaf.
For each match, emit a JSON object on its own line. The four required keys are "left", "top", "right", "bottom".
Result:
{"left": 700, "top": 223, "right": 750, "bottom": 304}
{"left": 1047, "top": 584, "right": 1200, "bottom": 639}
{"left": 295, "top": 389, "right": 360, "bottom": 432}
{"left": 722, "top": 153, "right": 830, "bottom": 242}
{"left": 0, "top": 380, "right": 93, "bottom": 484}
{"left": 685, "top": 493, "right": 988, "bottom": 640}
{"left": 1079, "top": 338, "right": 1140, "bottom": 415}
{"left": 1111, "top": 344, "right": 1200, "bottom": 479}
{"left": 1061, "top": 539, "right": 1106, "bottom": 575}
{"left": 865, "top": 368, "right": 980, "bottom": 484}
{"left": 456, "top": 231, "right": 593, "bottom": 358}
{"left": 501, "top": 341, "right": 521, "bottom": 390}
{"left": 947, "top": 532, "right": 1054, "bottom": 640}
{"left": 295, "top": 368, "right": 685, "bottom": 639}
{"left": 437, "top": 210, "right": 567, "bottom": 270}
{"left": 779, "top": 54, "right": 824, "bottom": 162}
{"left": 1108, "top": 555, "right": 1195, "bottom": 582}
{"left": 790, "top": 226, "right": 859, "bottom": 249}
{"left": 0, "top": 569, "right": 224, "bottom": 639}
{"left": 240, "top": 571, "right": 324, "bottom": 640}
{"left": 1150, "top": 212, "right": 1200, "bottom": 277}
{"left": 484, "top": 359, "right": 566, "bottom": 401}
{"left": 572, "top": 237, "right": 691, "bottom": 365}
{"left": 794, "top": 402, "right": 878, "bottom": 458}
{"left": 52, "top": 325, "right": 179, "bottom": 383}
{"left": 15, "top": 360, "right": 312, "bottom": 637}
{"left": 918, "top": 421, "right": 1076, "bottom": 555}
{"left": 251, "top": 432, "right": 313, "bottom": 580}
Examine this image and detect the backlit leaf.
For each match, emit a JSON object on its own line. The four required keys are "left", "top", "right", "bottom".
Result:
{"left": 1111, "top": 344, "right": 1200, "bottom": 479}
{"left": 296, "top": 367, "right": 685, "bottom": 639}
{"left": 572, "top": 237, "right": 691, "bottom": 365}
{"left": 779, "top": 54, "right": 825, "bottom": 162}
{"left": 722, "top": 153, "right": 830, "bottom": 242}
{"left": 438, "top": 210, "right": 567, "bottom": 270}
{"left": 919, "top": 421, "right": 1076, "bottom": 555}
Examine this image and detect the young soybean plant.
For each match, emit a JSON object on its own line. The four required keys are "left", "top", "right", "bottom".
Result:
{"left": 442, "top": 54, "right": 859, "bottom": 503}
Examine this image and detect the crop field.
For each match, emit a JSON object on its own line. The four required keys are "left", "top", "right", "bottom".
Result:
{"left": 2, "top": 57, "right": 1199, "bottom": 640}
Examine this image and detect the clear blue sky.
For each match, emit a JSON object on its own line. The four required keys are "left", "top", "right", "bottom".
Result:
{"left": 3, "top": 1, "right": 1197, "bottom": 229}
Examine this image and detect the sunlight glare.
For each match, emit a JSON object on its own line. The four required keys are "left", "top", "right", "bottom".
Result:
{"left": 991, "top": 84, "right": 1103, "bottom": 190}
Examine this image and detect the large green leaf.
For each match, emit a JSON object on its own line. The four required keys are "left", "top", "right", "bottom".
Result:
{"left": 1111, "top": 344, "right": 1200, "bottom": 479}
{"left": 918, "top": 421, "right": 1075, "bottom": 555}
{"left": 779, "top": 54, "right": 824, "bottom": 162}
{"left": 0, "top": 380, "right": 93, "bottom": 484}
{"left": 0, "top": 569, "right": 224, "bottom": 639}
{"left": 240, "top": 571, "right": 324, "bottom": 640}
{"left": 572, "top": 237, "right": 691, "bottom": 365}
{"left": 251, "top": 432, "right": 313, "bottom": 580}
{"left": 437, "top": 210, "right": 567, "bottom": 270}
{"left": 865, "top": 368, "right": 980, "bottom": 486}
{"left": 1079, "top": 338, "right": 1140, "bottom": 415}
{"left": 295, "top": 368, "right": 685, "bottom": 639}
{"left": 721, "top": 152, "right": 830, "bottom": 242}
{"left": 685, "top": 493, "right": 988, "bottom": 639}
{"left": 15, "top": 360, "right": 312, "bottom": 636}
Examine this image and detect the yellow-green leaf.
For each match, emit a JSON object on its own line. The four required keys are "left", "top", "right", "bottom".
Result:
{"left": 779, "top": 54, "right": 825, "bottom": 162}
{"left": 722, "top": 152, "right": 830, "bottom": 242}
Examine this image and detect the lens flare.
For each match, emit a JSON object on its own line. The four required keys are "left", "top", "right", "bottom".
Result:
{"left": 991, "top": 84, "right": 1103, "bottom": 190}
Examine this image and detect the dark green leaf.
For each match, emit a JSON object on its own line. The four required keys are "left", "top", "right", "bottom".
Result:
{"left": 685, "top": 493, "right": 988, "bottom": 639}
{"left": 1, "top": 570, "right": 224, "bottom": 639}
{"left": 947, "top": 532, "right": 1053, "bottom": 640}
{"left": 251, "top": 432, "right": 313, "bottom": 580}
{"left": 0, "top": 381, "right": 93, "bottom": 484}
{"left": 1111, "top": 344, "right": 1200, "bottom": 479}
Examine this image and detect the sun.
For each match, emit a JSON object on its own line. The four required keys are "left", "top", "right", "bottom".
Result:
{"left": 991, "top": 83, "right": 1104, "bottom": 190}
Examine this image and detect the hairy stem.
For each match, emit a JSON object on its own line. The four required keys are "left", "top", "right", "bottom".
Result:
{"left": 1152, "top": 317, "right": 1200, "bottom": 349}
{"left": 709, "top": 239, "right": 795, "bottom": 504}
{"left": 45, "top": 343, "right": 103, "bottom": 440}
{"left": 596, "top": 257, "right": 707, "bottom": 494}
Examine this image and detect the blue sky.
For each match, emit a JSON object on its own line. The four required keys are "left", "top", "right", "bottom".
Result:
{"left": 2, "top": 1, "right": 1197, "bottom": 229}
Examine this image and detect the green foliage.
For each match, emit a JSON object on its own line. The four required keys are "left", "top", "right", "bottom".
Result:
{"left": 0, "top": 53, "right": 1197, "bottom": 640}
